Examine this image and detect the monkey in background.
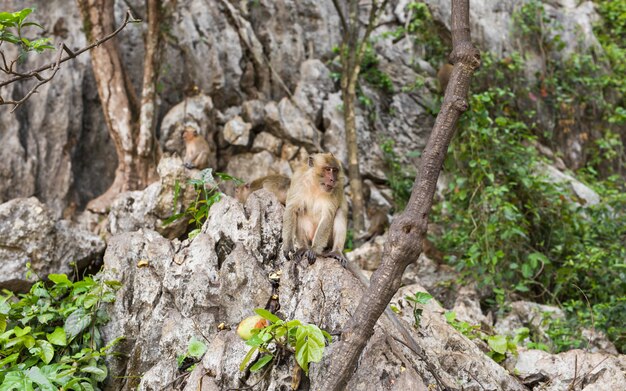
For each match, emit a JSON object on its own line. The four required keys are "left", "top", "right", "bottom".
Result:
{"left": 357, "top": 204, "right": 390, "bottom": 242}
{"left": 182, "top": 127, "right": 212, "bottom": 170}
{"left": 437, "top": 63, "right": 454, "bottom": 93}
{"left": 235, "top": 174, "right": 291, "bottom": 205}
{"left": 282, "top": 153, "right": 348, "bottom": 265}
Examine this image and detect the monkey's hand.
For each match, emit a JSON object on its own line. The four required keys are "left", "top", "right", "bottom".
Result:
{"left": 295, "top": 248, "right": 317, "bottom": 265}
{"left": 324, "top": 251, "right": 348, "bottom": 268}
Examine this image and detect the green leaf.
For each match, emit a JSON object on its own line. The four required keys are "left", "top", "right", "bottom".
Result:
{"left": 36, "top": 340, "right": 55, "bottom": 364}
{"left": 444, "top": 311, "right": 456, "bottom": 323}
{"left": 26, "top": 367, "right": 55, "bottom": 391}
{"left": 46, "top": 327, "right": 67, "bottom": 346}
{"left": 64, "top": 308, "right": 92, "bottom": 341}
{"left": 407, "top": 292, "right": 433, "bottom": 305}
{"left": 239, "top": 347, "right": 258, "bottom": 372}
{"left": 187, "top": 337, "right": 207, "bottom": 358}
{"left": 14, "top": 325, "right": 32, "bottom": 337}
{"left": 81, "top": 363, "right": 107, "bottom": 382}
{"left": 250, "top": 354, "right": 273, "bottom": 372}
{"left": 0, "top": 314, "right": 6, "bottom": 333}
{"left": 0, "top": 370, "right": 34, "bottom": 391}
{"left": 254, "top": 308, "right": 281, "bottom": 324}
{"left": 81, "top": 365, "right": 105, "bottom": 377}
{"left": 0, "top": 353, "right": 19, "bottom": 367}
{"left": 294, "top": 324, "right": 326, "bottom": 374}
{"left": 48, "top": 274, "right": 72, "bottom": 286}
{"left": 487, "top": 335, "right": 508, "bottom": 355}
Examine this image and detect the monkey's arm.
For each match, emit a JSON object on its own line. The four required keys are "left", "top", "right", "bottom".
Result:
{"left": 311, "top": 209, "right": 335, "bottom": 255}
{"left": 331, "top": 202, "right": 348, "bottom": 253}
{"left": 193, "top": 150, "right": 210, "bottom": 169}
{"left": 282, "top": 204, "right": 297, "bottom": 257}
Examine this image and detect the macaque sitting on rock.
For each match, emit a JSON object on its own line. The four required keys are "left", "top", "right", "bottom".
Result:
{"left": 182, "top": 127, "right": 212, "bottom": 170}
{"left": 282, "top": 153, "right": 348, "bottom": 265}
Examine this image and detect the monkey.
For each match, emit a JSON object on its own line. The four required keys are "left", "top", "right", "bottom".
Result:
{"left": 437, "top": 63, "right": 454, "bottom": 93}
{"left": 282, "top": 153, "right": 348, "bottom": 265}
{"left": 235, "top": 174, "right": 291, "bottom": 205}
{"left": 182, "top": 127, "right": 212, "bottom": 170}
{"left": 356, "top": 204, "right": 390, "bottom": 242}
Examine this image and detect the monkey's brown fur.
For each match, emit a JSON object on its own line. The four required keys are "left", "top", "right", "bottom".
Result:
{"left": 182, "top": 128, "right": 212, "bottom": 170}
{"left": 437, "top": 63, "right": 454, "bottom": 93}
{"left": 358, "top": 204, "right": 389, "bottom": 242}
{"left": 235, "top": 174, "right": 291, "bottom": 205}
{"left": 282, "top": 153, "right": 348, "bottom": 264}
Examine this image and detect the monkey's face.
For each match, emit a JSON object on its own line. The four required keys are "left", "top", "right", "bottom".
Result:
{"left": 320, "top": 166, "right": 339, "bottom": 192}
{"left": 182, "top": 129, "right": 198, "bottom": 142}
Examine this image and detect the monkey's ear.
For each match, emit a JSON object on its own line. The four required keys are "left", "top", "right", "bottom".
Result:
{"left": 244, "top": 183, "right": 251, "bottom": 189}
{"left": 193, "top": 130, "right": 199, "bottom": 136}
{"left": 308, "top": 156, "right": 314, "bottom": 167}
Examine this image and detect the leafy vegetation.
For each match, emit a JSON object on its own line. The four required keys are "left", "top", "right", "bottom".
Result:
{"left": 239, "top": 309, "right": 331, "bottom": 376}
{"left": 369, "top": 0, "right": 626, "bottom": 355}
{"left": 165, "top": 169, "right": 243, "bottom": 240}
{"left": 445, "top": 311, "right": 535, "bottom": 363}
{"left": 0, "top": 8, "right": 54, "bottom": 55}
{"left": 0, "top": 272, "right": 121, "bottom": 390}
{"left": 425, "top": 0, "right": 626, "bottom": 354}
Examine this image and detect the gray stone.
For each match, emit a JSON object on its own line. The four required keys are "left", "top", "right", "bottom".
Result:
{"left": 222, "top": 116, "right": 252, "bottom": 146}
{"left": 0, "top": 197, "right": 105, "bottom": 292}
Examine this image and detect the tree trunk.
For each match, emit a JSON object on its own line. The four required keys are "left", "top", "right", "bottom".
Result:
{"left": 77, "top": 0, "right": 158, "bottom": 213}
{"left": 319, "top": 0, "right": 480, "bottom": 389}
{"left": 341, "top": 56, "right": 366, "bottom": 233}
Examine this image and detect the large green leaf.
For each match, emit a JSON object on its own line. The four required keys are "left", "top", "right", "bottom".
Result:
{"left": 487, "top": 335, "right": 508, "bottom": 355}
{"left": 36, "top": 340, "right": 55, "bottom": 364}
{"left": 26, "top": 367, "right": 55, "bottom": 391}
{"left": 249, "top": 354, "right": 273, "bottom": 372}
{"left": 294, "top": 324, "right": 325, "bottom": 374}
{"left": 46, "top": 327, "right": 67, "bottom": 346}
{"left": 64, "top": 308, "right": 92, "bottom": 341}
{"left": 254, "top": 308, "right": 281, "bottom": 324}
{"left": 0, "top": 370, "right": 34, "bottom": 391}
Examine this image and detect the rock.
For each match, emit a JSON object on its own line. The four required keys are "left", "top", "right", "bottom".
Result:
{"left": 107, "top": 156, "right": 198, "bottom": 239}
{"left": 0, "top": 197, "right": 105, "bottom": 292}
{"left": 241, "top": 99, "right": 266, "bottom": 127}
{"left": 99, "top": 190, "right": 530, "bottom": 391}
{"left": 346, "top": 235, "right": 386, "bottom": 271}
{"left": 293, "top": 59, "right": 335, "bottom": 125}
{"left": 321, "top": 92, "right": 386, "bottom": 179}
{"left": 423, "top": 0, "right": 601, "bottom": 58}
{"left": 540, "top": 163, "right": 601, "bottom": 206}
{"left": 222, "top": 116, "right": 252, "bottom": 146}
{"left": 515, "top": 348, "right": 626, "bottom": 390}
{"left": 495, "top": 301, "right": 565, "bottom": 346}
{"left": 251, "top": 132, "right": 284, "bottom": 156}
{"left": 451, "top": 286, "right": 493, "bottom": 327}
{"left": 225, "top": 151, "right": 293, "bottom": 184}
{"left": 264, "top": 98, "right": 322, "bottom": 151}
{"left": 0, "top": 0, "right": 111, "bottom": 218}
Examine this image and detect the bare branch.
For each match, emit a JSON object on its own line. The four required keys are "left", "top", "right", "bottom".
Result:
{"left": 0, "top": 9, "right": 139, "bottom": 89}
{"left": 2, "top": 42, "right": 65, "bottom": 112}
{"left": 331, "top": 0, "right": 348, "bottom": 33}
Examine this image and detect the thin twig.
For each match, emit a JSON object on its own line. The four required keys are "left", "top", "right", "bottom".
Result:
{"left": 0, "top": 9, "right": 140, "bottom": 89}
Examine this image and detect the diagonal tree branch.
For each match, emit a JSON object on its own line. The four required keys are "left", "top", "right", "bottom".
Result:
{"left": 318, "top": 0, "right": 481, "bottom": 389}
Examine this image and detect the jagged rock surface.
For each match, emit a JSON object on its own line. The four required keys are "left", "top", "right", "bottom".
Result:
{"left": 0, "top": 197, "right": 105, "bottom": 292}
{"left": 99, "top": 191, "right": 530, "bottom": 391}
